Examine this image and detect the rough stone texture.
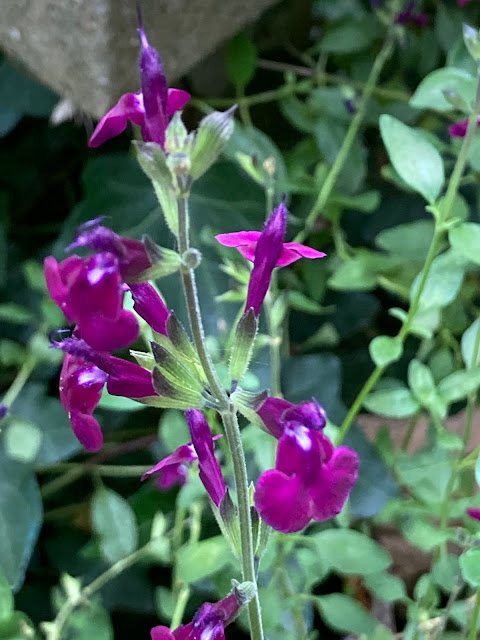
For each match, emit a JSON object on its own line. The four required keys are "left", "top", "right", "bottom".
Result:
{"left": 0, "top": 0, "right": 278, "bottom": 118}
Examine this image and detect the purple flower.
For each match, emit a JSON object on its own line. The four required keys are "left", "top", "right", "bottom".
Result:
{"left": 66, "top": 219, "right": 152, "bottom": 283}
{"left": 141, "top": 433, "right": 223, "bottom": 491}
{"left": 142, "top": 443, "right": 197, "bottom": 490}
{"left": 216, "top": 202, "right": 325, "bottom": 316}
{"left": 45, "top": 252, "right": 139, "bottom": 352}
{"left": 56, "top": 338, "right": 156, "bottom": 451}
{"left": 151, "top": 591, "right": 240, "bottom": 640}
{"left": 396, "top": 1, "right": 428, "bottom": 27}
{"left": 448, "top": 117, "right": 480, "bottom": 138}
{"left": 0, "top": 403, "right": 7, "bottom": 419}
{"left": 254, "top": 400, "right": 359, "bottom": 533}
{"left": 186, "top": 410, "right": 226, "bottom": 507}
{"left": 130, "top": 282, "right": 170, "bottom": 336}
{"left": 467, "top": 507, "right": 480, "bottom": 522}
{"left": 88, "top": 26, "right": 190, "bottom": 149}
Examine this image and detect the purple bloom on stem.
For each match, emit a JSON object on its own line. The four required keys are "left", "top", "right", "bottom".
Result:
{"left": 186, "top": 409, "right": 226, "bottom": 507}
{"left": 255, "top": 400, "right": 358, "bottom": 533}
{"left": 142, "top": 443, "right": 197, "bottom": 490}
{"left": 0, "top": 403, "right": 8, "bottom": 419}
{"left": 396, "top": 1, "right": 428, "bottom": 26}
{"left": 45, "top": 252, "right": 139, "bottom": 352}
{"left": 448, "top": 117, "right": 480, "bottom": 138}
{"left": 467, "top": 507, "right": 480, "bottom": 522}
{"left": 151, "top": 591, "right": 240, "bottom": 640}
{"left": 66, "top": 221, "right": 151, "bottom": 283}
{"left": 216, "top": 201, "right": 325, "bottom": 316}
{"left": 88, "top": 25, "right": 189, "bottom": 148}
{"left": 130, "top": 282, "right": 170, "bottom": 336}
{"left": 55, "top": 338, "right": 156, "bottom": 450}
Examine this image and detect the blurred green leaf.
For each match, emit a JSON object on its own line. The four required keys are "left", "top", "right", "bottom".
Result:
{"left": 449, "top": 222, "right": 480, "bottom": 266}
{"left": 225, "top": 32, "right": 257, "bottom": 89}
{"left": 461, "top": 318, "right": 480, "bottom": 368}
{"left": 459, "top": 548, "right": 480, "bottom": 587}
{"left": 0, "top": 59, "right": 57, "bottom": 117}
{"left": 0, "top": 569, "right": 13, "bottom": 624}
{"left": 364, "top": 386, "right": 420, "bottom": 418}
{"left": 320, "top": 18, "right": 381, "bottom": 53}
{"left": 380, "top": 115, "right": 444, "bottom": 204}
{"left": 410, "top": 67, "right": 476, "bottom": 113}
{"left": 316, "top": 593, "right": 376, "bottom": 635}
{"left": 411, "top": 250, "right": 466, "bottom": 312}
{"left": 364, "top": 572, "right": 406, "bottom": 603}
{"left": 0, "top": 304, "right": 34, "bottom": 325}
{"left": 369, "top": 336, "right": 403, "bottom": 367}
{"left": 396, "top": 447, "right": 451, "bottom": 503}
{"left": 0, "top": 451, "right": 42, "bottom": 590}
{"left": 92, "top": 487, "right": 139, "bottom": 564}
{"left": 375, "top": 220, "right": 434, "bottom": 260}
{"left": 438, "top": 367, "right": 480, "bottom": 404}
{"left": 176, "top": 536, "right": 233, "bottom": 584}
{"left": 4, "top": 419, "right": 42, "bottom": 464}
{"left": 313, "top": 529, "right": 391, "bottom": 575}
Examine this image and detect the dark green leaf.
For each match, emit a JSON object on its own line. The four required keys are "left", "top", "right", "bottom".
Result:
{"left": 316, "top": 594, "right": 376, "bottom": 635}
{"left": 176, "top": 536, "right": 233, "bottom": 584}
{"left": 225, "top": 33, "right": 257, "bottom": 88}
{"left": 313, "top": 529, "right": 391, "bottom": 575}
{"left": 92, "top": 487, "right": 139, "bottom": 564}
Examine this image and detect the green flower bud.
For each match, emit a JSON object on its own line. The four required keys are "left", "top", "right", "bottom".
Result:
{"left": 229, "top": 308, "right": 258, "bottom": 384}
{"left": 190, "top": 106, "right": 236, "bottom": 180}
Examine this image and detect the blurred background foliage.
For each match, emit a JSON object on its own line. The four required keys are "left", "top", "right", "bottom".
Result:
{"left": 1, "top": 0, "right": 480, "bottom": 638}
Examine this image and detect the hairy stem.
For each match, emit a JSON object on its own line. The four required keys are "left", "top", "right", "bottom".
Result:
{"left": 176, "top": 196, "right": 264, "bottom": 639}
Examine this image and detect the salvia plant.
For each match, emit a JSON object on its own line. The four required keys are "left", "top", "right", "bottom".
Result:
{"left": 2, "top": 1, "right": 480, "bottom": 639}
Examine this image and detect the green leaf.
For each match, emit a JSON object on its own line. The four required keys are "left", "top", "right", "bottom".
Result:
{"left": 369, "top": 336, "right": 403, "bottom": 367}
{"left": 0, "top": 568, "right": 13, "bottom": 624}
{"left": 432, "top": 554, "right": 460, "bottom": 593}
{"left": 320, "top": 18, "right": 381, "bottom": 53}
{"left": 66, "top": 604, "right": 113, "bottom": 640}
{"left": 438, "top": 367, "right": 480, "bottom": 403}
{"left": 176, "top": 536, "right": 233, "bottom": 584}
{"left": 328, "top": 250, "right": 401, "bottom": 292}
{"left": 225, "top": 32, "right": 257, "bottom": 88}
{"left": 0, "top": 611, "right": 37, "bottom": 639}
{"left": 155, "top": 586, "right": 175, "bottom": 621}
{"left": 410, "top": 67, "right": 476, "bottom": 112}
{"left": 401, "top": 518, "right": 451, "bottom": 551}
{"left": 459, "top": 548, "right": 480, "bottom": 587}
{"left": 449, "top": 222, "right": 480, "bottom": 266}
{"left": 312, "top": 529, "right": 391, "bottom": 575}
{"left": 364, "top": 572, "right": 407, "bottom": 603}
{"left": 396, "top": 447, "right": 451, "bottom": 503}
{"left": 316, "top": 594, "right": 376, "bottom": 635}
{"left": 0, "top": 304, "right": 34, "bottom": 325}
{"left": 410, "top": 250, "right": 466, "bottom": 312}
{"left": 0, "top": 59, "right": 57, "bottom": 116}
{"left": 4, "top": 419, "right": 42, "bottom": 464}
{"left": 375, "top": 220, "right": 434, "bottom": 260}
{"left": 379, "top": 115, "right": 444, "bottom": 203}
{"left": 363, "top": 387, "right": 420, "bottom": 418}
{"left": 0, "top": 452, "right": 42, "bottom": 589}
{"left": 159, "top": 410, "right": 190, "bottom": 452}
{"left": 91, "top": 488, "right": 138, "bottom": 564}
{"left": 408, "top": 359, "right": 442, "bottom": 414}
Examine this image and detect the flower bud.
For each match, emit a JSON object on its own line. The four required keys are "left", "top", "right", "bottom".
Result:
{"left": 151, "top": 341, "right": 204, "bottom": 392}
{"left": 141, "top": 235, "right": 183, "bottom": 279}
{"left": 151, "top": 367, "right": 204, "bottom": 409}
{"left": 182, "top": 248, "right": 202, "bottom": 270}
{"left": 190, "top": 106, "right": 236, "bottom": 180}
{"left": 463, "top": 23, "right": 480, "bottom": 63}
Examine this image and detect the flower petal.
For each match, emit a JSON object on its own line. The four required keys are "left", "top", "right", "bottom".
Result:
{"left": 78, "top": 309, "right": 139, "bottom": 352}
{"left": 150, "top": 626, "right": 176, "bottom": 640}
{"left": 69, "top": 410, "right": 103, "bottom": 452}
{"left": 257, "top": 397, "right": 293, "bottom": 439}
{"left": 254, "top": 469, "right": 312, "bottom": 533}
{"left": 60, "top": 354, "right": 107, "bottom": 414}
{"left": 282, "top": 399, "right": 327, "bottom": 431}
{"left": 130, "top": 282, "right": 170, "bottom": 335}
{"left": 215, "top": 231, "right": 261, "bottom": 249}
{"left": 448, "top": 118, "right": 469, "bottom": 138}
{"left": 141, "top": 443, "right": 197, "bottom": 481}
{"left": 166, "top": 88, "right": 191, "bottom": 115}
{"left": 276, "top": 243, "right": 326, "bottom": 267}
{"left": 106, "top": 357, "right": 156, "bottom": 398}
{"left": 89, "top": 92, "right": 145, "bottom": 148}
{"left": 467, "top": 507, "right": 480, "bottom": 522}
{"left": 309, "top": 445, "right": 359, "bottom": 522}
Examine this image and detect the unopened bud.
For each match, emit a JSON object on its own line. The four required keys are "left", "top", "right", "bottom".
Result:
{"left": 182, "top": 248, "right": 202, "bottom": 270}
{"left": 167, "top": 151, "right": 191, "bottom": 177}
{"left": 463, "top": 23, "right": 480, "bottom": 62}
{"left": 164, "top": 111, "right": 189, "bottom": 154}
{"left": 232, "top": 580, "right": 257, "bottom": 606}
{"left": 229, "top": 308, "right": 258, "bottom": 383}
{"left": 141, "top": 235, "right": 183, "bottom": 279}
{"left": 262, "top": 157, "right": 276, "bottom": 177}
{"left": 190, "top": 106, "right": 236, "bottom": 180}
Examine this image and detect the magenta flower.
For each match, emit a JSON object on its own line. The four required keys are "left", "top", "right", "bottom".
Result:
{"left": 56, "top": 337, "right": 156, "bottom": 451}
{"left": 142, "top": 442, "right": 197, "bottom": 490}
{"left": 151, "top": 591, "right": 240, "bottom": 640}
{"left": 88, "top": 26, "right": 190, "bottom": 149}
{"left": 59, "top": 354, "right": 107, "bottom": 452}
{"left": 458, "top": 0, "right": 474, "bottom": 5}
{"left": 186, "top": 410, "right": 226, "bottom": 507}
{"left": 45, "top": 252, "right": 139, "bottom": 352}
{"left": 130, "top": 282, "right": 170, "bottom": 336}
{"left": 467, "top": 507, "right": 480, "bottom": 522}
{"left": 0, "top": 403, "right": 7, "bottom": 419}
{"left": 449, "top": 117, "right": 480, "bottom": 138}
{"left": 216, "top": 202, "right": 325, "bottom": 316}
{"left": 66, "top": 219, "right": 151, "bottom": 283}
{"left": 254, "top": 399, "right": 359, "bottom": 533}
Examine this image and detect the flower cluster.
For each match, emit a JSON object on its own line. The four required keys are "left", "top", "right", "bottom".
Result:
{"left": 255, "top": 399, "right": 359, "bottom": 532}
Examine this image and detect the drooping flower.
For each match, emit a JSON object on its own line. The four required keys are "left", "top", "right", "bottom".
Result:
{"left": 216, "top": 202, "right": 325, "bottom": 316}
{"left": 186, "top": 409, "right": 226, "bottom": 507}
{"left": 88, "top": 25, "right": 190, "bottom": 149}
{"left": 142, "top": 442, "right": 197, "bottom": 490}
{"left": 151, "top": 590, "right": 241, "bottom": 640}
{"left": 66, "top": 219, "right": 152, "bottom": 283}
{"left": 254, "top": 399, "right": 359, "bottom": 533}
{"left": 45, "top": 252, "right": 139, "bottom": 352}
{"left": 55, "top": 337, "right": 156, "bottom": 450}
{"left": 130, "top": 282, "right": 170, "bottom": 336}
{"left": 467, "top": 507, "right": 480, "bottom": 522}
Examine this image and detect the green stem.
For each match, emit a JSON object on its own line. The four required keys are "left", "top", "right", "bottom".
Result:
{"left": 45, "top": 542, "right": 153, "bottom": 640}
{"left": 336, "top": 62, "right": 480, "bottom": 447}
{"left": 469, "top": 589, "right": 480, "bottom": 640}
{"left": 2, "top": 354, "right": 37, "bottom": 407}
{"left": 176, "top": 196, "right": 264, "bottom": 639}
{"left": 294, "top": 30, "right": 396, "bottom": 244}
{"left": 38, "top": 463, "right": 152, "bottom": 478}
